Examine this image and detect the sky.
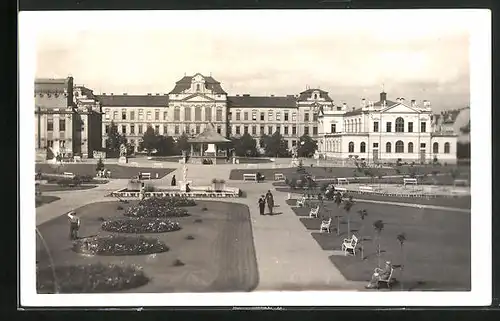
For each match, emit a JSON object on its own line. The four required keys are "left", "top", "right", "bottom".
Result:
{"left": 33, "top": 10, "right": 472, "bottom": 112}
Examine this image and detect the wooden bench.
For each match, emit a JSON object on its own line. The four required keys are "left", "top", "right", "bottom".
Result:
{"left": 403, "top": 178, "right": 418, "bottom": 187}
{"left": 153, "top": 163, "right": 163, "bottom": 168}
{"left": 320, "top": 217, "right": 332, "bottom": 233}
{"left": 243, "top": 173, "right": 258, "bottom": 181}
{"left": 63, "top": 172, "right": 75, "bottom": 178}
{"left": 296, "top": 196, "right": 306, "bottom": 207}
{"left": 309, "top": 206, "right": 320, "bottom": 218}
{"left": 130, "top": 162, "right": 139, "bottom": 167}
{"left": 453, "top": 179, "right": 469, "bottom": 187}
{"left": 341, "top": 235, "right": 358, "bottom": 256}
{"left": 359, "top": 185, "right": 374, "bottom": 192}
{"left": 376, "top": 267, "right": 395, "bottom": 289}
{"left": 335, "top": 187, "right": 347, "bottom": 194}
{"left": 337, "top": 178, "right": 349, "bottom": 185}
{"left": 274, "top": 173, "right": 286, "bottom": 181}
{"left": 140, "top": 172, "right": 152, "bottom": 180}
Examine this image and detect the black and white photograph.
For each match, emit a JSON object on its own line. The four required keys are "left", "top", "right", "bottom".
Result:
{"left": 19, "top": 9, "right": 491, "bottom": 307}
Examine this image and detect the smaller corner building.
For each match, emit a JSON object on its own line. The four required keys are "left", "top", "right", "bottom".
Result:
{"left": 34, "top": 76, "right": 102, "bottom": 160}
{"left": 34, "top": 73, "right": 460, "bottom": 164}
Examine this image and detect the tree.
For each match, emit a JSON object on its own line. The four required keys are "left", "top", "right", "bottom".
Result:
{"left": 343, "top": 196, "right": 355, "bottom": 238}
{"left": 140, "top": 126, "right": 159, "bottom": 156}
{"left": 261, "top": 131, "right": 289, "bottom": 157}
{"left": 373, "top": 220, "right": 385, "bottom": 268}
{"left": 396, "top": 232, "right": 407, "bottom": 290}
{"left": 232, "top": 133, "right": 258, "bottom": 157}
{"left": 298, "top": 134, "right": 318, "bottom": 158}
{"left": 333, "top": 191, "right": 343, "bottom": 236}
{"left": 357, "top": 209, "right": 368, "bottom": 260}
{"left": 175, "top": 132, "right": 190, "bottom": 154}
{"left": 156, "top": 135, "right": 177, "bottom": 156}
{"left": 105, "top": 121, "right": 127, "bottom": 157}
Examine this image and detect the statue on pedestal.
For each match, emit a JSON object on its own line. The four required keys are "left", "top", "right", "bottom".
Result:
{"left": 118, "top": 143, "right": 128, "bottom": 164}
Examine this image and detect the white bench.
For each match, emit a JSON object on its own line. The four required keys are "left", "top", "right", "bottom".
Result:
{"left": 73, "top": 156, "right": 82, "bottom": 162}
{"left": 320, "top": 217, "right": 332, "bottom": 233}
{"left": 63, "top": 172, "right": 75, "bottom": 178}
{"left": 140, "top": 172, "right": 152, "bottom": 180}
{"left": 341, "top": 235, "right": 358, "bottom": 256}
{"left": 274, "top": 173, "right": 286, "bottom": 181}
{"left": 130, "top": 162, "right": 139, "bottom": 167}
{"left": 296, "top": 196, "right": 306, "bottom": 207}
{"left": 335, "top": 187, "right": 347, "bottom": 193}
{"left": 153, "top": 163, "right": 163, "bottom": 168}
{"left": 454, "top": 179, "right": 469, "bottom": 186}
{"left": 337, "top": 178, "right": 349, "bottom": 185}
{"left": 359, "top": 185, "right": 374, "bottom": 192}
{"left": 309, "top": 206, "right": 319, "bottom": 218}
{"left": 243, "top": 173, "right": 258, "bottom": 181}
{"left": 403, "top": 178, "right": 418, "bottom": 187}
{"left": 376, "top": 267, "right": 395, "bottom": 289}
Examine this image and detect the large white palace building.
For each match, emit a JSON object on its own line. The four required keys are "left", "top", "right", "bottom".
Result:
{"left": 35, "top": 73, "right": 460, "bottom": 163}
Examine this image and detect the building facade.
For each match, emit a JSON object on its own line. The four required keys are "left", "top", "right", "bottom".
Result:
{"left": 317, "top": 92, "right": 458, "bottom": 164}
{"left": 95, "top": 73, "right": 459, "bottom": 162}
{"left": 34, "top": 77, "right": 102, "bottom": 160}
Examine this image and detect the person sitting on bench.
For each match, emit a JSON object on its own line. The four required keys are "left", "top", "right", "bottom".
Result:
{"left": 365, "top": 261, "right": 393, "bottom": 289}
{"left": 256, "top": 172, "right": 264, "bottom": 183}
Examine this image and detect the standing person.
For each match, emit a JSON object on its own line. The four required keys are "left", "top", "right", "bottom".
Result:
{"left": 67, "top": 211, "right": 81, "bottom": 240}
{"left": 258, "top": 195, "right": 266, "bottom": 215}
{"left": 171, "top": 175, "right": 176, "bottom": 186}
{"left": 265, "top": 190, "right": 274, "bottom": 215}
{"left": 139, "top": 183, "right": 146, "bottom": 201}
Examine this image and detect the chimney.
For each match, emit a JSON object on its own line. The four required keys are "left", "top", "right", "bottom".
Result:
{"left": 352, "top": 107, "right": 355, "bottom": 111}
{"left": 411, "top": 99, "right": 416, "bottom": 107}
{"left": 102, "top": 93, "right": 106, "bottom": 95}
{"left": 123, "top": 93, "right": 127, "bottom": 95}
{"left": 236, "top": 94, "right": 240, "bottom": 96}
{"left": 270, "top": 94, "right": 274, "bottom": 97}
{"left": 361, "top": 98, "right": 366, "bottom": 108}
{"left": 400, "top": 97, "right": 405, "bottom": 103}
{"left": 110, "top": 93, "right": 114, "bottom": 96}
{"left": 147, "top": 93, "right": 152, "bottom": 96}
{"left": 380, "top": 91, "right": 387, "bottom": 102}
{"left": 243, "top": 94, "right": 250, "bottom": 97}
{"left": 156, "top": 93, "right": 160, "bottom": 95}
{"left": 343, "top": 102, "right": 347, "bottom": 109}
{"left": 396, "top": 97, "right": 400, "bottom": 102}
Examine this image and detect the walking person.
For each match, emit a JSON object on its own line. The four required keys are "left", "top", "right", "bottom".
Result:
{"left": 67, "top": 211, "right": 81, "bottom": 240}
{"left": 139, "top": 183, "right": 146, "bottom": 202}
{"left": 258, "top": 195, "right": 266, "bottom": 215}
{"left": 265, "top": 190, "right": 274, "bottom": 215}
{"left": 171, "top": 175, "right": 176, "bottom": 186}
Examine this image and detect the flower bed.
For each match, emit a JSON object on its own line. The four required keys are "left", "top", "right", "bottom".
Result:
{"left": 36, "top": 263, "right": 149, "bottom": 293}
{"left": 139, "top": 195, "right": 197, "bottom": 207}
{"left": 101, "top": 217, "right": 181, "bottom": 233}
{"left": 123, "top": 205, "right": 189, "bottom": 218}
{"left": 72, "top": 235, "right": 169, "bottom": 256}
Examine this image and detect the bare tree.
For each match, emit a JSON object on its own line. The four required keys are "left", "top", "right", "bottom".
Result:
{"left": 357, "top": 209, "right": 368, "bottom": 260}
{"left": 373, "top": 220, "right": 385, "bottom": 268}
{"left": 397, "top": 232, "right": 407, "bottom": 290}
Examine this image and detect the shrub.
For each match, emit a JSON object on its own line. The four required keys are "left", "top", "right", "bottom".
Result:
{"left": 173, "top": 259, "right": 185, "bottom": 267}
{"left": 201, "top": 207, "right": 208, "bottom": 211}
{"left": 288, "top": 178, "right": 297, "bottom": 189}
{"left": 57, "top": 178, "right": 81, "bottom": 187}
{"left": 124, "top": 205, "right": 189, "bottom": 218}
{"left": 144, "top": 185, "right": 156, "bottom": 192}
{"left": 186, "top": 235, "right": 195, "bottom": 240}
{"left": 96, "top": 158, "right": 105, "bottom": 172}
{"left": 117, "top": 205, "right": 123, "bottom": 210}
{"left": 75, "top": 174, "right": 94, "bottom": 183}
{"left": 139, "top": 196, "right": 196, "bottom": 208}
{"left": 320, "top": 182, "right": 330, "bottom": 192}
{"left": 194, "top": 218, "right": 203, "bottom": 223}
{"left": 36, "top": 263, "right": 149, "bottom": 294}
{"left": 97, "top": 216, "right": 106, "bottom": 222}
{"left": 101, "top": 217, "right": 181, "bottom": 233}
{"left": 72, "top": 235, "right": 169, "bottom": 256}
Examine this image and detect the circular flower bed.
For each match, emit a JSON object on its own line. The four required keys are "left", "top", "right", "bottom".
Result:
{"left": 72, "top": 235, "right": 169, "bottom": 256}
{"left": 36, "top": 263, "right": 149, "bottom": 293}
{"left": 101, "top": 217, "right": 181, "bottom": 233}
{"left": 123, "top": 205, "right": 189, "bottom": 218}
{"left": 140, "top": 196, "right": 196, "bottom": 207}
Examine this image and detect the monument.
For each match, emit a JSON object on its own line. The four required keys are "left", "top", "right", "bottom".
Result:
{"left": 118, "top": 143, "right": 128, "bottom": 164}
{"left": 291, "top": 146, "right": 300, "bottom": 167}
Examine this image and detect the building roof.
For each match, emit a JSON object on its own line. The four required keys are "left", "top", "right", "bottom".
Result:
{"left": 344, "top": 109, "right": 364, "bottom": 116}
{"left": 169, "top": 75, "right": 227, "bottom": 94}
{"left": 228, "top": 95, "right": 297, "bottom": 108}
{"left": 96, "top": 95, "right": 169, "bottom": 107}
{"left": 188, "top": 123, "right": 231, "bottom": 143}
{"left": 373, "top": 100, "right": 399, "bottom": 108}
{"left": 298, "top": 89, "right": 333, "bottom": 102}
{"left": 35, "top": 78, "right": 70, "bottom": 93}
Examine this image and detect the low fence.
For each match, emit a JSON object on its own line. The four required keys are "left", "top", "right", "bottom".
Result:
{"left": 111, "top": 187, "right": 241, "bottom": 199}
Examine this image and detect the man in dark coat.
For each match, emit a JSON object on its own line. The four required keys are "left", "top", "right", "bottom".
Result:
{"left": 258, "top": 195, "right": 266, "bottom": 215}
{"left": 171, "top": 175, "right": 176, "bottom": 186}
{"left": 265, "top": 190, "right": 274, "bottom": 215}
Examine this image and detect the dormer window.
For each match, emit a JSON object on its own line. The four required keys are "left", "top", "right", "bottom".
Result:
{"left": 196, "top": 84, "right": 201, "bottom": 92}
{"left": 314, "top": 93, "right": 318, "bottom": 99}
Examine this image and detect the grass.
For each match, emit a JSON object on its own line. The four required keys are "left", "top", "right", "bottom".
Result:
{"left": 37, "top": 184, "right": 98, "bottom": 192}
{"left": 229, "top": 164, "right": 469, "bottom": 181}
{"left": 35, "top": 163, "right": 175, "bottom": 179}
{"left": 35, "top": 195, "right": 60, "bottom": 208}
{"left": 36, "top": 200, "right": 258, "bottom": 293}
{"left": 290, "top": 200, "right": 471, "bottom": 291}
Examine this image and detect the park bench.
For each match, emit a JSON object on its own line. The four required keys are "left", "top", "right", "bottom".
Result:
{"left": 319, "top": 217, "right": 332, "bottom": 233}
{"left": 335, "top": 187, "right": 347, "bottom": 194}
{"left": 296, "top": 196, "right": 306, "bottom": 207}
{"left": 73, "top": 156, "right": 82, "bottom": 162}
{"left": 153, "top": 162, "right": 163, "bottom": 168}
{"left": 337, "top": 178, "right": 349, "bottom": 185}
{"left": 274, "top": 173, "right": 286, "bottom": 181}
{"left": 309, "top": 206, "right": 320, "bottom": 218}
{"left": 453, "top": 179, "right": 469, "bottom": 187}
{"left": 140, "top": 172, "right": 152, "bottom": 180}
{"left": 341, "top": 234, "right": 358, "bottom": 256}
{"left": 130, "top": 162, "right": 139, "bottom": 167}
{"left": 243, "top": 173, "right": 258, "bottom": 181}
{"left": 376, "top": 267, "right": 394, "bottom": 289}
{"left": 359, "top": 185, "right": 374, "bottom": 192}
{"left": 403, "top": 178, "right": 418, "bottom": 187}
{"left": 63, "top": 172, "right": 75, "bottom": 178}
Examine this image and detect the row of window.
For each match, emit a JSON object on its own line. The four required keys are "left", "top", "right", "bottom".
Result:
{"left": 233, "top": 110, "right": 317, "bottom": 122}
{"left": 230, "top": 125, "right": 318, "bottom": 136}
{"left": 104, "top": 107, "right": 224, "bottom": 122}
{"left": 330, "top": 118, "right": 427, "bottom": 134}
{"left": 105, "top": 124, "right": 223, "bottom": 136}
{"left": 46, "top": 119, "right": 66, "bottom": 132}
{"left": 346, "top": 141, "right": 451, "bottom": 154}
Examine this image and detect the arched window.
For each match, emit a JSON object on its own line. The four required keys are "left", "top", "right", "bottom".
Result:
{"left": 395, "top": 117, "right": 404, "bottom": 132}
{"left": 205, "top": 106, "right": 212, "bottom": 122}
{"left": 195, "top": 106, "right": 202, "bottom": 121}
{"left": 216, "top": 108, "right": 223, "bottom": 122}
{"left": 314, "top": 94, "right": 318, "bottom": 99}
{"left": 444, "top": 142, "right": 450, "bottom": 154}
{"left": 184, "top": 107, "right": 191, "bottom": 121}
{"left": 395, "top": 140, "right": 404, "bottom": 153}
{"left": 196, "top": 84, "right": 201, "bottom": 92}
{"left": 433, "top": 142, "right": 439, "bottom": 154}
{"left": 408, "top": 142, "right": 414, "bottom": 153}
{"left": 348, "top": 142, "right": 355, "bottom": 153}
{"left": 360, "top": 142, "right": 366, "bottom": 153}
{"left": 386, "top": 142, "right": 392, "bottom": 153}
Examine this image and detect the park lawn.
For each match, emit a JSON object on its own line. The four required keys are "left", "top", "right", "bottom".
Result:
{"left": 35, "top": 163, "right": 175, "bottom": 179}
{"left": 35, "top": 195, "right": 60, "bottom": 208}
{"left": 36, "top": 200, "right": 258, "bottom": 293}
{"left": 37, "top": 184, "right": 98, "bottom": 192}
{"left": 229, "top": 165, "right": 470, "bottom": 181}
{"left": 290, "top": 201, "right": 471, "bottom": 291}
